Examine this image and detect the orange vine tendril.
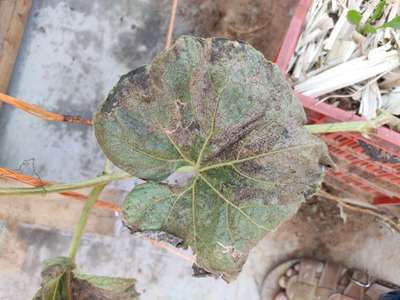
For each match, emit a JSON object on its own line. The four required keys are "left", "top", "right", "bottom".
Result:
{"left": 0, "top": 92, "right": 92, "bottom": 125}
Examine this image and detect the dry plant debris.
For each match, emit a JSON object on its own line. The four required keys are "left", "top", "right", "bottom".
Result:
{"left": 0, "top": 92, "right": 92, "bottom": 125}
{"left": 288, "top": 0, "right": 400, "bottom": 120}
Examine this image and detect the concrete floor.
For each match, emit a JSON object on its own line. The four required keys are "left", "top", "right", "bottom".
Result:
{"left": 0, "top": 1, "right": 242, "bottom": 299}
{"left": 0, "top": 0, "right": 187, "bottom": 182}
{"left": 1, "top": 1, "right": 399, "bottom": 300}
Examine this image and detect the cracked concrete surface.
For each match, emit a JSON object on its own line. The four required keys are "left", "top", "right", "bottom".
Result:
{"left": 0, "top": 1, "right": 240, "bottom": 299}
{"left": 0, "top": 0, "right": 176, "bottom": 182}
{"left": 0, "top": 224, "right": 240, "bottom": 300}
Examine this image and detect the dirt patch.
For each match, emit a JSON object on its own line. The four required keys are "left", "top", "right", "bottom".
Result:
{"left": 292, "top": 196, "right": 374, "bottom": 258}
{"left": 180, "top": 0, "right": 299, "bottom": 60}
{"left": 241, "top": 195, "right": 400, "bottom": 299}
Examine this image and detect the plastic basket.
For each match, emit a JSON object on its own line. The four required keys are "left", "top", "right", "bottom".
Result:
{"left": 276, "top": 0, "right": 400, "bottom": 205}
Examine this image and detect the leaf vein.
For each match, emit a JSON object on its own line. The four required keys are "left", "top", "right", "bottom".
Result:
{"left": 198, "top": 173, "right": 269, "bottom": 231}
{"left": 200, "top": 143, "right": 318, "bottom": 172}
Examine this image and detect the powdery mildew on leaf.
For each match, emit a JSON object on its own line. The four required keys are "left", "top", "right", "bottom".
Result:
{"left": 94, "top": 36, "right": 331, "bottom": 281}
{"left": 34, "top": 257, "right": 139, "bottom": 300}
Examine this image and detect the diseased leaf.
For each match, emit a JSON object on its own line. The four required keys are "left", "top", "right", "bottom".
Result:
{"left": 71, "top": 271, "right": 139, "bottom": 300}
{"left": 33, "top": 257, "right": 75, "bottom": 300}
{"left": 347, "top": 10, "right": 362, "bottom": 26}
{"left": 123, "top": 179, "right": 301, "bottom": 280}
{"left": 34, "top": 257, "right": 139, "bottom": 300}
{"left": 95, "top": 36, "right": 330, "bottom": 281}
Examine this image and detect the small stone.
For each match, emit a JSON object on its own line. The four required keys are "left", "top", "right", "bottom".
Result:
{"left": 316, "top": 262, "right": 324, "bottom": 273}
{"left": 286, "top": 268, "right": 295, "bottom": 277}
{"left": 293, "top": 263, "right": 300, "bottom": 272}
{"left": 274, "top": 292, "right": 288, "bottom": 300}
{"left": 278, "top": 276, "right": 288, "bottom": 289}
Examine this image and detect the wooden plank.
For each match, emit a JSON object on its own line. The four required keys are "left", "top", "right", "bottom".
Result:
{"left": 0, "top": 0, "right": 32, "bottom": 98}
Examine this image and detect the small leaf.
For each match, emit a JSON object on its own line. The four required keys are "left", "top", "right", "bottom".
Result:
{"left": 371, "top": 0, "right": 386, "bottom": 22}
{"left": 381, "top": 16, "right": 400, "bottom": 29}
{"left": 34, "top": 257, "right": 139, "bottom": 300}
{"left": 33, "top": 257, "right": 75, "bottom": 300}
{"left": 347, "top": 10, "right": 362, "bottom": 26}
{"left": 95, "top": 36, "right": 330, "bottom": 281}
{"left": 72, "top": 270, "right": 139, "bottom": 300}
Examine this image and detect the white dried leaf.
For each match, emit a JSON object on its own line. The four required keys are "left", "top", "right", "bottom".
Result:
{"left": 382, "top": 87, "right": 400, "bottom": 115}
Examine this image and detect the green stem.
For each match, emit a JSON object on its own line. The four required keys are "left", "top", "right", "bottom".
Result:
{"left": 65, "top": 270, "right": 73, "bottom": 300}
{"left": 305, "top": 121, "right": 375, "bottom": 134}
{"left": 305, "top": 112, "right": 396, "bottom": 134}
{"left": 103, "top": 158, "right": 113, "bottom": 174}
{"left": 68, "top": 184, "right": 106, "bottom": 261}
{"left": 0, "top": 172, "right": 131, "bottom": 196}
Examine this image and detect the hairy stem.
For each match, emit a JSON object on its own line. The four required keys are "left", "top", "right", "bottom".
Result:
{"left": 68, "top": 184, "right": 106, "bottom": 261}
{"left": 0, "top": 172, "right": 131, "bottom": 196}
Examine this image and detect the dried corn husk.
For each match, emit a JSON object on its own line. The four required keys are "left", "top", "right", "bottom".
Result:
{"left": 289, "top": 0, "right": 400, "bottom": 120}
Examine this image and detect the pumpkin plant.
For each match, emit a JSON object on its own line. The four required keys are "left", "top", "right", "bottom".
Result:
{"left": 94, "top": 36, "right": 331, "bottom": 280}
{"left": 33, "top": 185, "right": 139, "bottom": 300}
{"left": 1, "top": 36, "right": 395, "bottom": 299}
{"left": 34, "top": 255, "right": 138, "bottom": 300}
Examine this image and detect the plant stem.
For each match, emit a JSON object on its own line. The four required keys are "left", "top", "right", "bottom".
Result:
{"left": 305, "top": 121, "right": 375, "bottom": 134}
{"left": 0, "top": 172, "right": 131, "bottom": 196}
{"left": 103, "top": 158, "right": 113, "bottom": 174}
{"left": 68, "top": 184, "right": 106, "bottom": 261}
{"left": 65, "top": 270, "right": 73, "bottom": 300}
{"left": 305, "top": 112, "right": 396, "bottom": 134}
{"left": 164, "top": 0, "right": 178, "bottom": 49}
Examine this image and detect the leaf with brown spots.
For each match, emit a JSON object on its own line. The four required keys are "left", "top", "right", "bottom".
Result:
{"left": 94, "top": 36, "right": 330, "bottom": 281}
{"left": 33, "top": 257, "right": 139, "bottom": 300}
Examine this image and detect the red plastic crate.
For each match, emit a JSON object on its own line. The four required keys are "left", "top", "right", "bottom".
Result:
{"left": 276, "top": 0, "right": 400, "bottom": 205}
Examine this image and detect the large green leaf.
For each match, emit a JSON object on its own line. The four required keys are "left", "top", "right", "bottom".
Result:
{"left": 33, "top": 257, "right": 139, "bottom": 300}
{"left": 95, "top": 36, "right": 330, "bottom": 281}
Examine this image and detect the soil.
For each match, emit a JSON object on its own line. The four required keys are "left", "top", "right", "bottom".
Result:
{"left": 242, "top": 194, "right": 400, "bottom": 300}
{"left": 180, "top": 0, "right": 299, "bottom": 60}
{"left": 326, "top": 95, "right": 360, "bottom": 112}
